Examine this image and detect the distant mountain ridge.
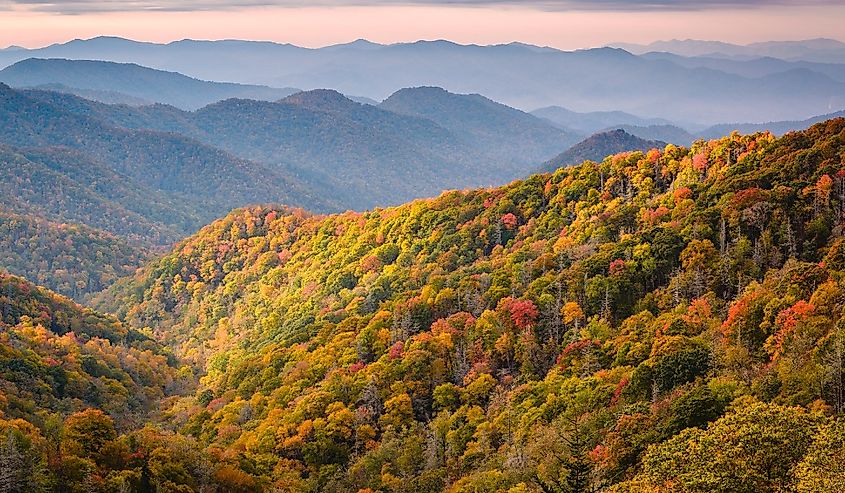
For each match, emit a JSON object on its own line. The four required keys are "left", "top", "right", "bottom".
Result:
{"left": 554, "top": 110, "right": 845, "bottom": 147}
{"left": 639, "top": 51, "right": 845, "bottom": 84}
{"left": 611, "top": 38, "right": 845, "bottom": 63}
{"left": 697, "top": 110, "right": 845, "bottom": 140}
{"left": 0, "top": 58, "right": 300, "bottom": 110}
{"left": 531, "top": 105, "right": 678, "bottom": 134}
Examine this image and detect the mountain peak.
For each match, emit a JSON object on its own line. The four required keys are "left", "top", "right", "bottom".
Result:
{"left": 329, "top": 38, "right": 383, "bottom": 50}
{"left": 280, "top": 89, "right": 358, "bottom": 111}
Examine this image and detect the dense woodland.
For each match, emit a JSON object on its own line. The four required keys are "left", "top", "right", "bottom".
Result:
{"left": 0, "top": 117, "right": 843, "bottom": 491}
{"left": 0, "top": 209, "right": 146, "bottom": 301}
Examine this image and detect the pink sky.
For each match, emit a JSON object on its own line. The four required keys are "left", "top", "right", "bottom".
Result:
{"left": 1, "top": 3, "right": 843, "bottom": 50}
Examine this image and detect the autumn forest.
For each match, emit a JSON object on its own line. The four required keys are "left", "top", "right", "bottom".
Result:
{"left": 1, "top": 22, "right": 845, "bottom": 493}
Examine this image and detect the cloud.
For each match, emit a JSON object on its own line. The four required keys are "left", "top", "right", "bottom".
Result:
{"left": 3, "top": 0, "right": 843, "bottom": 14}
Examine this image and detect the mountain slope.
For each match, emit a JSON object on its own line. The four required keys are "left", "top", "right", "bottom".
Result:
{"left": 543, "top": 128, "right": 666, "bottom": 170}
{"left": 191, "top": 91, "right": 476, "bottom": 207}
{"left": 0, "top": 273, "right": 224, "bottom": 491}
{"left": 0, "top": 58, "right": 299, "bottom": 110}
{"left": 0, "top": 84, "right": 336, "bottom": 302}
{"left": 93, "top": 119, "right": 845, "bottom": 491}
{"left": 0, "top": 145, "right": 194, "bottom": 246}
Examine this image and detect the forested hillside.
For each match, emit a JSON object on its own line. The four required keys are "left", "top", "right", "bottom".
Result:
{"left": 0, "top": 81, "right": 579, "bottom": 310}
{"left": 0, "top": 145, "right": 195, "bottom": 246}
{"left": 0, "top": 273, "right": 183, "bottom": 423}
{"left": 84, "top": 119, "right": 845, "bottom": 491}
{"left": 0, "top": 82, "right": 339, "bottom": 302}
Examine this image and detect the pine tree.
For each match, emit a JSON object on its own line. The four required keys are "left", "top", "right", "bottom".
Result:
{"left": 0, "top": 432, "right": 23, "bottom": 493}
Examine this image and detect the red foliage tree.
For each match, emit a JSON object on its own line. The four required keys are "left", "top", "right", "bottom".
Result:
{"left": 506, "top": 298, "right": 539, "bottom": 330}
{"left": 501, "top": 213, "right": 519, "bottom": 230}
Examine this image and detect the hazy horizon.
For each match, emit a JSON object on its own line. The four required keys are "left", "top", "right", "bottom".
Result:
{"left": 2, "top": 2, "right": 844, "bottom": 50}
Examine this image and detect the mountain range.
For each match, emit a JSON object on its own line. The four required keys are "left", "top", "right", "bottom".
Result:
{"left": 2, "top": 51, "right": 839, "bottom": 306}
{"left": 0, "top": 85, "right": 326, "bottom": 227}
{"left": 0, "top": 79, "right": 585, "bottom": 299}
{"left": 638, "top": 51, "right": 845, "bottom": 83}
{"left": 1, "top": 37, "right": 844, "bottom": 123}
{"left": 6, "top": 78, "right": 580, "bottom": 211}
